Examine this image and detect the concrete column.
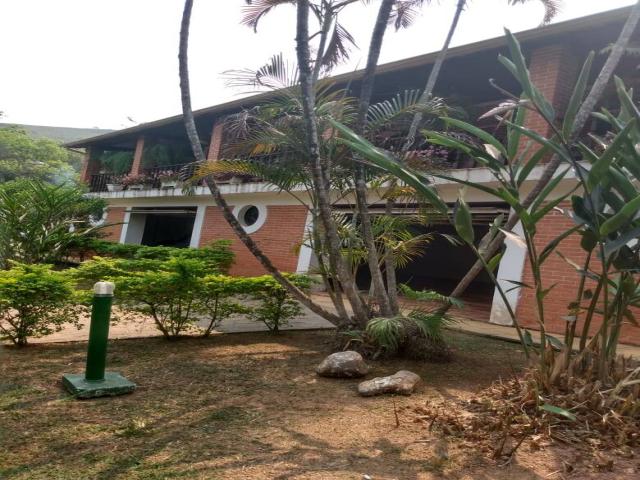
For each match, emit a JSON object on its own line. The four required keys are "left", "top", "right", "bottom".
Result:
{"left": 296, "top": 210, "right": 315, "bottom": 273}
{"left": 123, "top": 212, "right": 146, "bottom": 245}
{"left": 190, "top": 205, "right": 207, "bottom": 248}
{"left": 130, "top": 136, "right": 146, "bottom": 175}
{"left": 207, "top": 121, "right": 224, "bottom": 161}
{"left": 119, "top": 209, "right": 131, "bottom": 244}
{"left": 489, "top": 217, "right": 526, "bottom": 326}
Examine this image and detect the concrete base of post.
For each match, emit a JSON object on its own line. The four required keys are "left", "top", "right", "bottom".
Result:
{"left": 62, "top": 372, "right": 136, "bottom": 399}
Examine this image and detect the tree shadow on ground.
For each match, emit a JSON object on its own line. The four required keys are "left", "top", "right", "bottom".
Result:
{"left": 0, "top": 330, "right": 565, "bottom": 479}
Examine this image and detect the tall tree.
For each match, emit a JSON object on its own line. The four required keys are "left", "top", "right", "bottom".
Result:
{"left": 178, "top": 0, "right": 344, "bottom": 326}
{"left": 0, "top": 126, "right": 81, "bottom": 183}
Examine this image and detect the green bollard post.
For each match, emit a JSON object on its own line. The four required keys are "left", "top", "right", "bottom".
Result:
{"left": 62, "top": 281, "right": 136, "bottom": 399}
{"left": 84, "top": 281, "right": 114, "bottom": 381}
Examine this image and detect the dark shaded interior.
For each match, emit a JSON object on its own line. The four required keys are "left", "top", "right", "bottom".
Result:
{"left": 140, "top": 207, "right": 196, "bottom": 247}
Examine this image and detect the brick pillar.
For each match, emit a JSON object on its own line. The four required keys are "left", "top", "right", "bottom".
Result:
{"left": 130, "top": 136, "right": 145, "bottom": 175}
{"left": 207, "top": 121, "right": 224, "bottom": 161}
{"left": 522, "top": 44, "right": 581, "bottom": 139}
{"left": 79, "top": 146, "right": 100, "bottom": 184}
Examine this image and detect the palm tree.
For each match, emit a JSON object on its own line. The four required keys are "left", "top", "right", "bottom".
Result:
{"left": 178, "top": 0, "right": 345, "bottom": 326}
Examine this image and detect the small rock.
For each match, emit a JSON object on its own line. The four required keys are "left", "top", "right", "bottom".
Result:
{"left": 316, "top": 351, "right": 370, "bottom": 378}
{"left": 357, "top": 370, "right": 421, "bottom": 397}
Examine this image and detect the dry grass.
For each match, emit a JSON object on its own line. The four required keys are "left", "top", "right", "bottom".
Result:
{"left": 0, "top": 330, "right": 635, "bottom": 479}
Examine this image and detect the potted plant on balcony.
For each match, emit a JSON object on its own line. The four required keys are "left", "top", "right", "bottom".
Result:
{"left": 106, "top": 175, "right": 124, "bottom": 192}
{"left": 122, "top": 173, "right": 153, "bottom": 191}
{"left": 157, "top": 170, "right": 180, "bottom": 189}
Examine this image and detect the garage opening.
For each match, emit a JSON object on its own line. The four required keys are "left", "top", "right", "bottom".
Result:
{"left": 124, "top": 207, "right": 197, "bottom": 247}
{"left": 354, "top": 203, "right": 509, "bottom": 319}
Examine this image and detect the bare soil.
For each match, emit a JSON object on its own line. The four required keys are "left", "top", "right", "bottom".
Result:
{"left": 0, "top": 330, "right": 637, "bottom": 479}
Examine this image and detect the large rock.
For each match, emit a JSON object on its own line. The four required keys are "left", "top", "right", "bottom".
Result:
{"left": 357, "top": 370, "right": 421, "bottom": 397}
{"left": 316, "top": 351, "right": 370, "bottom": 378}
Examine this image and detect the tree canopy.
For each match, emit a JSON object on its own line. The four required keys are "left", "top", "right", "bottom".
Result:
{"left": 0, "top": 125, "right": 81, "bottom": 183}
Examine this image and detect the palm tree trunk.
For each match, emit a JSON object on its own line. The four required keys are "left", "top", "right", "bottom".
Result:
{"left": 448, "top": 0, "right": 640, "bottom": 303}
{"left": 383, "top": 0, "right": 467, "bottom": 312}
{"left": 178, "top": 0, "right": 345, "bottom": 327}
{"left": 403, "top": 0, "right": 466, "bottom": 151}
{"left": 295, "top": 0, "right": 369, "bottom": 326}
{"left": 352, "top": 0, "right": 396, "bottom": 317}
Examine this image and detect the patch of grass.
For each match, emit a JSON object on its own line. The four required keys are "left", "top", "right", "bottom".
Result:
{"left": 116, "top": 418, "right": 150, "bottom": 438}
{"left": 0, "top": 330, "right": 545, "bottom": 480}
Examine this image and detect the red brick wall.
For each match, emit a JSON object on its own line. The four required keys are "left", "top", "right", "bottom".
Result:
{"left": 80, "top": 147, "right": 100, "bottom": 184}
{"left": 199, "top": 205, "right": 308, "bottom": 276}
{"left": 515, "top": 207, "right": 640, "bottom": 345}
{"left": 512, "top": 44, "right": 640, "bottom": 345}
{"left": 521, "top": 44, "right": 580, "bottom": 151}
{"left": 101, "top": 207, "right": 126, "bottom": 242}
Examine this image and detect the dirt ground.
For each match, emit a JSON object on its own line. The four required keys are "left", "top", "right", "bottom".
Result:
{"left": 0, "top": 330, "right": 637, "bottom": 479}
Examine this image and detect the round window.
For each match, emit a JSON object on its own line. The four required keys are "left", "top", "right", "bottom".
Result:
{"left": 240, "top": 205, "right": 260, "bottom": 227}
{"left": 234, "top": 204, "right": 266, "bottom": 233}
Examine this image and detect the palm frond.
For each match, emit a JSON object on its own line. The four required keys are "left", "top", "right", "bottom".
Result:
{"left": 241, "top": 0, "right": 296, "bottom": 32}
{"left": 389, "top": 0, "right": 428, "bottom": 31}
{"left": 321, "top": 22, "right": 357, "bottom": 71}
{"left": 399, "top": 284, "right": 464, "bottom": 309}
{"left": 366, "top": 316, "right": 405, "bottom": 351}
{"left": 224, "top": 53, "right": 299, "bottom": 91}
{"left": 507, "top": 0, "right": 562, "bottom": 25}
{"left": 408, "top": 310, "right": 456, "bottom": 342}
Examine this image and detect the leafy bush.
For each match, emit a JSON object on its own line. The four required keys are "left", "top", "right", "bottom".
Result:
{"left": 85, "top": 240, "right": 234, "bottom": 273}
{"left": 0, "top": 263, "right": 84, "bottom": 346}
{"left": 73, "top": 254, "right": 308, "bottom": 339}
{"left": 0, "top": 180, "right": 106, "bottom": 268}
{"left": 342, "top": 285, "right": 458, "bottom": 361}
{"left": 247, "top": 275, "right": 310, "bottom": 333}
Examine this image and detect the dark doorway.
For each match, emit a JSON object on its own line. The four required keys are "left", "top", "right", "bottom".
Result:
{"left": 354, "top": 204, "right": 508, "bottom": 304}
{"left": 138, "top": 207, "right": 197, "bottom": 247}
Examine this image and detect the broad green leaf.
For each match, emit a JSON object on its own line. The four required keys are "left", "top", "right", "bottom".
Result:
{"left": 539, "top": 403, "right": 576, "bottom": 422}
{"left": 442, "top": 117, "right": 507, "bottom": 157}
{"left": 486, "top": 252, "right": 504, "bottom": 273}
{"left": 587, "top": 120, "right": 637, "bottom": 190}
{"left": 329, "top": 119, "right": 449, "bottom": 214}
{"left": 454, "top": 196, "right": 474, "bottom": 245}
{"left": 529, "top": 168, "right": 571, "bottom": 221}
{"left": 505, "top": 121, "right": 571, "bottom": 163}
{"left": 507, "top": 106, "right": 527, "bottom": 160}
{"left": 562, "top": 52, "right": 595, "bottom": 137}
{"left": 516, "top": 144, "right": 550, "bottom": 187}
{"left": 539, "top": 224, "right": 583, "bottom": 265}
{"left": 603, "top": 226, "right": 640, "bottom": 257}
{"left": 599, "top": 193, "right": 640, "bottom": 236}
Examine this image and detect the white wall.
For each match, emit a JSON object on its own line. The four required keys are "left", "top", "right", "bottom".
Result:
{"left": 123, "top": 212, "right": 146, "bottom": 245}
{"left": 489, "top": 218, "right": 526, "bottom": 325}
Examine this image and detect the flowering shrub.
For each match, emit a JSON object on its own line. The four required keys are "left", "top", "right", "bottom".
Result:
{"left": 121, "top": 173, "right": 152, "bottom": 187}
{"left": 156, "top": 170, "right": 180, "bottom": 182}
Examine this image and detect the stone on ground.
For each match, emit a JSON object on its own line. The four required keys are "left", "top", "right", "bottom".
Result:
{"left": 357, "top": 370, "right": 421, "bottom": 397}
{"left": 316, "top": 351, "right": 370, "bottom": 378}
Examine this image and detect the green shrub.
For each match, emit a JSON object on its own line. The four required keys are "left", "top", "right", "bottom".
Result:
{"left": 247, "top": 275, "right": 310, "bottom": 333}
{"left": 85, "top": 240, "right": 234, "bottom": 273}
{"left": 0, "top": 263, "right": 84, "bottom": 346}
{"left": 0, "top": 180, "right": 106, "bottom": 268}
{"left": 115, "top": 259, "right": 206, "bottom": 338}
{"left": 73, "top": 252, "right": 307, "bottom": 339}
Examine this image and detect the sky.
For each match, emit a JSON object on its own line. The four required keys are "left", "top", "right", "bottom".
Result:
{"left": 0, "top": 0, "right": 635, "bottom": 129}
